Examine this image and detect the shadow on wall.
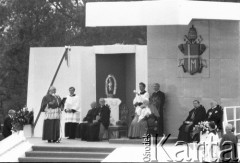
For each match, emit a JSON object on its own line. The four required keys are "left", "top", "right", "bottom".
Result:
{"left": 164, "top": 85, "right": 183, "bottom": 137}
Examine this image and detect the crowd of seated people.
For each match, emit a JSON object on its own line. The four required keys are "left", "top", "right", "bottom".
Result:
{"left": 178, "top": 100, "right": 223, "bottom": 143}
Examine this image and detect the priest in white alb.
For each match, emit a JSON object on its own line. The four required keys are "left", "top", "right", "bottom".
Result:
{"left": 133, "top": 82, "right": 149, "bottom": 116}
{"left": 128, "top": 82, "right": 150, "bottom": 138}
{"left": 64, "top": 87, "right": 81, "bottom": 139}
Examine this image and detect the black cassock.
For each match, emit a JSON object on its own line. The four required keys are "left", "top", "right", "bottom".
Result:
{"left": 150, "top": 90, "right": 165, "bottom": 136}
{"left": 85, "top": 105, "right": 111, "bottom": 141}
{"left": 206, "top": 105, "right": 223, "bottom": 130}
{"left": 76, "top": 107, "right": 99, "bottom": 140}
{"left": 3, "top": 116, "right": 13, "bottom": 138}
{"left": 98, "top": 105, "right": 111, "bottom": 140}
{"left": 178, "top": 105, "right": 206, "bottom": 143}
{"left": 98, "top": 105, "right": 111, "bottom": 129}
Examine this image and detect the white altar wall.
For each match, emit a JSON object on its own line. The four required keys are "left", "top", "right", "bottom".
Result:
{"left": 27, "top": 45, "right": 147, "bottom": 137}
{"left": 27, "top": 47, "right": 92, "bottom": 137}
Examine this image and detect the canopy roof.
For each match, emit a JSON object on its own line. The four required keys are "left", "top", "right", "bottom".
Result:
{"left": 86, "top": 0, "right": 240, "bottom": 27}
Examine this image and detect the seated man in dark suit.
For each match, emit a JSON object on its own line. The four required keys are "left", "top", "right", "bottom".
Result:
{"left": 206, "top": 100, "right": 223, "bottom": 131}
{"left": 178, "top": 100, "right": 206, "bottom": 143}
{"left": 76, "top": 101, "right": 99, "bottom": 140}
{"left": 3, "top": 110, "right": 15, "bottom": 138}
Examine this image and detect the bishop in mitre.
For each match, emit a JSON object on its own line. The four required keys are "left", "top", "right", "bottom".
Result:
{"left": 64, "top": 87, "right": 81, "bottom": 139}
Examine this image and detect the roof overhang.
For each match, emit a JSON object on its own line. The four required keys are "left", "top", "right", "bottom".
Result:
{"left": 86, "top": 0, "right": 240, "bottom": 27}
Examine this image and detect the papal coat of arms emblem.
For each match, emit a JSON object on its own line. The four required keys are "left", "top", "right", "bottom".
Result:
{"left": 105, "top": 74, "right": 117, "bottom": 98}
{"left": 178, "top": 25, "right": 207, "bottom": 75}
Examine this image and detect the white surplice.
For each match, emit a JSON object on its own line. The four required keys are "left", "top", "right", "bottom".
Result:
{"left": 64, "top": 95, "right": 81, "bottom": 123}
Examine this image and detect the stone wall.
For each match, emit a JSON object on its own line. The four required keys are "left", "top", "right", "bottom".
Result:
{"left": 147, "top": 20, "right": 240, "bottom": 137}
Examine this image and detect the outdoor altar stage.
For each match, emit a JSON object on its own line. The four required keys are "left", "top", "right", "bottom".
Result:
{"left": 21, "top": 137, "right": 185, "bottom": 162}
{"left": 20, "top": 137, "right": 240, "bottom": 162}
{"left": 1, "top": 131, "right": 240, "bottom": 162}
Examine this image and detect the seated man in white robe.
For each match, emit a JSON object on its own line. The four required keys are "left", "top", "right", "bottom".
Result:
{"left": 138, "top": 100, "right": 152, "bottom": 123}
{"left": 64, "top": 87, "right": 81, "bottom": 139}
{"left": 128, "top": 99, "right": 151, "bottom": 139}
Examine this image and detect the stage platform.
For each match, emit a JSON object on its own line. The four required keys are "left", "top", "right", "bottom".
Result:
{"left": 109, "top": 136, "right": 177, "bottom": 144}
{"left": 25, "top": 137, "right": 176, "bottom": 162}
{"left": 22, "top": 137, "right": 146, "bottom": 162}
{"left": 0, "top": 136, "right": 236, "bottom": 162}
{"left": 26, "top": 137, "right": 145, "bottom": 148}
{"left": 24, "top": 137, "right": 240, "bottom": 162}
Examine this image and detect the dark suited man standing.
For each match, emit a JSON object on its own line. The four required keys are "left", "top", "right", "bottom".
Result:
{"left": 3, "top": 110, "right": 15, "bottom": 138}
{"left": 150, "top": 83, "right": 165, "bottom": 136}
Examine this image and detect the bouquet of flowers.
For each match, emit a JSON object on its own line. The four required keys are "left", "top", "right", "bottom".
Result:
{"left": 192, "top": 121, "right": 209, "bottom": 135}
{"left": 12, "top": 106, "right": 34, "bottom": 132}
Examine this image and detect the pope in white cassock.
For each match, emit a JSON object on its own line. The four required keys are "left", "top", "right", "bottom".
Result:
{"left": 64, "top": 87, "right": 81, "bottom": 139}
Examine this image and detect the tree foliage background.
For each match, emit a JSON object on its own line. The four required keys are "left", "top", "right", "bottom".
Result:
{"left": 0, "top": 0, "right": 146, "bottom": 121}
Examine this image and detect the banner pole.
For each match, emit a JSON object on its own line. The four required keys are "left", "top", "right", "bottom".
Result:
{"left": 33, "top": 47, "right": 69, "bottom": 131}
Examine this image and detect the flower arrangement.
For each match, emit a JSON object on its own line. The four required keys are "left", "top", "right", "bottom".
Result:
{"left": 192, "top": 121, "right": 209, "bottom": 135}
{"left": 12, "top": 106, "right": 34, "bottom": 132}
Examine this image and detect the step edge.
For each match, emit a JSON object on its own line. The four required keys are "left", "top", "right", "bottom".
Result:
{"left": 32, "top": 146, "right": 115, "bottom": 149}
{"left": 26, "top": 151, "right": 110, "bottom": 154}
{"left": 19, "top": 157, "right": 102, "bottom": 161}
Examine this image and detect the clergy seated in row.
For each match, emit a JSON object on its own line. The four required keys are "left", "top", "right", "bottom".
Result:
{"left": 128, "top": 99, "right": 159, "bottom": 139}
{"left": 76, "top": 98, "right": 111, "bottom": 141}
{"left": 76, "top": 101, "right": 99, "bottom": 140}
{"left": 178, "top": 100, "right": 206, "bottom": 143}
{"left": 192, "top": 100, "right": 223, "bottom": 142}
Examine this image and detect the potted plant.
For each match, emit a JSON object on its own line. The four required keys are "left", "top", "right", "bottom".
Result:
{"left": 12, "top": 106, "right": 34, "bottom": 137}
